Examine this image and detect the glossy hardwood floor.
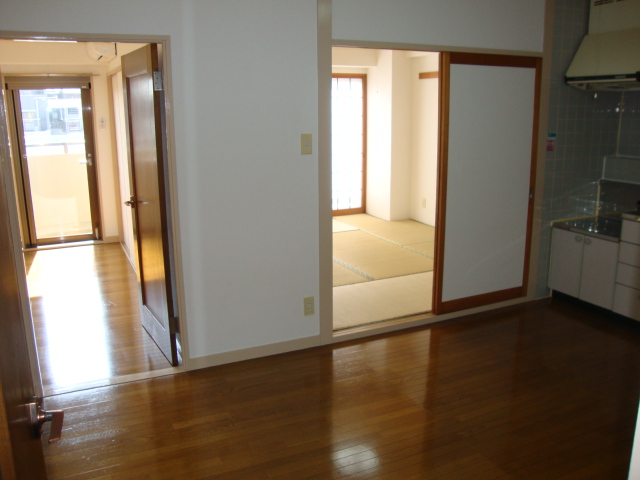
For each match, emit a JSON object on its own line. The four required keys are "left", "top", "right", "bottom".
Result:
{"left": 24, "top": 244, "right": 171, "bottom": 395}
{"left": 42, "top": 297, "right": 640, "bottom": 479}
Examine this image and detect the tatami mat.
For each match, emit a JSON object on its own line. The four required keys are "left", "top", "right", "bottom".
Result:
{"left": 333, "top": 262, "right": 369, "bottom": 287}
{"left": 333, "top": 272, "right": 433, "bottom": 330}
{"left": 332, "top": 214, "right": 435, "bottom": 330}
{"left": 332, "top": 219, "right": 359, "bottom": 233}
{"left": 337, "top": 213, "right": 435, "bottom": 245}
{"left": 333, "top": 230, "right": 433, "bottom": 282}
{"left": 405, "top": 241, "right": 435, "bottom": 256}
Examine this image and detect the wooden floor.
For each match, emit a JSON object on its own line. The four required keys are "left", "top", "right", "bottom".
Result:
{"left": 42, "top": 297, "right": 640, "bottom": 479}
{"left": 25, "top": 243, "right": 171, "bottom": 395}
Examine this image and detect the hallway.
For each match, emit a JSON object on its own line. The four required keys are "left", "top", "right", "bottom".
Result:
{"left": 25, "top": 243, "right": 172, "bottom": 395}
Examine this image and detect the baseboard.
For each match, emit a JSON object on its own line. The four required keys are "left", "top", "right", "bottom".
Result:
{"left": 187, "top": 335, "right": 322, "bottom": 371}
{"left": 102, "top": 235, "right": 121, "bottom": 243}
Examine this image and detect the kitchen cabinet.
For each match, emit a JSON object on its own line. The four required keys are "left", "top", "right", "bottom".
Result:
{"left": 548, "top": 229, "right": 583, "bottom": 298}
{"left": 549, "top": 227, "right": 619, "bottom": 309}
{"left": 613, "top": 217, "right": 640, "bottom": 320}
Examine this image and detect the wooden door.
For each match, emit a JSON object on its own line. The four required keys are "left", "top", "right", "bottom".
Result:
{"left": 433, "top": 53, "right": 540, "bottom": 314}
{"left": 0, "top": 90, "right": 48, "bottom": 479}
{"left": 122, "top": 44, "right": 179, "bottom": 366}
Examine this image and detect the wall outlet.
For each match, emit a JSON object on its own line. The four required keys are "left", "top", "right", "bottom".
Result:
{"left": 303, "top": 296, "right": 315, "bottom": 316}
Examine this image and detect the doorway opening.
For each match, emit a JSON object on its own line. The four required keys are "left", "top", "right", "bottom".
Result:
{"left": 331, "top": 47, "right": 440, "bottom": 332}
{"left": 6, "top": 77, "right": 101, "bottom": 247}
{"left": 0, "top": 37, "right": 182, "bottom": 396}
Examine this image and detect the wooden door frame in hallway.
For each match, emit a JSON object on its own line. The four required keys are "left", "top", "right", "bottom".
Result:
{"left": 0, "top": 31, "right": 189, "bottom": 398}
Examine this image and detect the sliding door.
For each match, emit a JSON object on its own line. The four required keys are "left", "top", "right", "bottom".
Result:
{"left": 433, "top": 53, "right": 540, "bottom": 314}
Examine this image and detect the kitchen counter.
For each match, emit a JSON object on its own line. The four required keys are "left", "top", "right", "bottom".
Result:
{"left": 553, "top": 214, "right": 622, "bottom": 241}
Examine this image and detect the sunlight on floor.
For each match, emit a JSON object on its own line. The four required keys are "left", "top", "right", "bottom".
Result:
{"left": 27, "top": 248, "right": 111, "bottom": 386}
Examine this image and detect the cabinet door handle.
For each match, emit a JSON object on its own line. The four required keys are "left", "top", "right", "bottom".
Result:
{"left": 584, "top": 237, "right": 592, "bottom": 245}
{"left": 575, "top": 235, "right": 582, "bottom": 242}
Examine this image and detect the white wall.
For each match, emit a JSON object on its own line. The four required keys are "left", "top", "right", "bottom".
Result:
{"left": 410, "top": 53, "right": 439, "bottom": 226}
{"left": 365, "top": 50, "right": 393, "bottom": 220}
{"left": 333, "top": 0, "right": 546, "bottom": 53}
{"left": 0, "top": 0, "right": 321, "bottom": 361}
{"left": 389, "top": 51, "right": 412, "bottom": 221}
{"left": 1, "top": 0, "right": 547, "bottom": 366}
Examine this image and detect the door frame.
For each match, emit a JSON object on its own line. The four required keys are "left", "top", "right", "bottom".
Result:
{"left": 0, "top": 31, "right": 191, "bottom": 394}
{"left": 5, "top": 76, "right": 103, "bottom": 247}
{"left": 321, "top": 42, "right": 548, "bottom": 344}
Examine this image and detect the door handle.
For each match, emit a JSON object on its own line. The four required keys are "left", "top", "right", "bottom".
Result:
{"left": 27, "top": 402, "right": 64, "bottom": 443}
{"left": 124, "top": 196, "right": 135, "bottom": 207}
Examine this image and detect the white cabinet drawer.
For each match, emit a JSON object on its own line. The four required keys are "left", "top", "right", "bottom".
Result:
{"left": 548, "top": 229, "right": 583, "bottom": 297}
{"left": 619, "top": 242, "right": 640, "bottom": 268}
{"left": 621, "top": 219, "right": 640, "bottom": 245}
{"left": 613, "top": 284, "right": 640, "bottom": 321}
{"left": 617, "top": 263, "right": 640, "bottom": 290}
{"left": 580, "top": 236, "right": 619, "bottom": 309}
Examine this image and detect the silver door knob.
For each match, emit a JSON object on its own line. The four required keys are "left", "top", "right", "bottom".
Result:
{"left": 27, "top": 402, "right": 64, "bottom": 443}
{"left": 124, "top": 196, "right": 135, "bottom": 207}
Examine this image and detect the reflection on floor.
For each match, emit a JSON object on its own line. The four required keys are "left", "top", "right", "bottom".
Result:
{"left": 333, "top": 214, "right": 435, "bottom": 331}
{"left": 25, "top": 243, "right": 171, "bottom": 395}
{"left": 41, "top": 297, "right": 640, "bottom": 479}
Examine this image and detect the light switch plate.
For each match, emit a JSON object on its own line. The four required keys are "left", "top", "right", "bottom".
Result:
{"left": 301, "top": 133, "right": 312, "bottom": 155}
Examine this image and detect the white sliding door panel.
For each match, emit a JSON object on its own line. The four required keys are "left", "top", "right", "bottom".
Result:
{"left": 436, "top": 55, "right": 539, "bottom": 312}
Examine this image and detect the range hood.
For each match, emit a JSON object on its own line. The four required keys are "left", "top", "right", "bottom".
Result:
{"left": 565, "top": 0, "right": 640, "bottom": 92}
{"left": 566, "top": 29, "right": 640, "bottom": 91}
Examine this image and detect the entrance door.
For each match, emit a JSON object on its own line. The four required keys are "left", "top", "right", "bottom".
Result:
{"left": 6, "top": 76, "right": 101, "bottom": 247}
{"left": 332, "top": 74, "right": 367, "bottom": 215}
{"left": 0, "top": 91, "right": 48, "bottom": 479}
{"left": 122, "top": 44, "right": 180, "bottom": 366}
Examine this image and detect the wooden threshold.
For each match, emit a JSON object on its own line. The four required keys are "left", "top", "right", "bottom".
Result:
{"left": 45, "top": 367, "right": 181, "bottom": 397}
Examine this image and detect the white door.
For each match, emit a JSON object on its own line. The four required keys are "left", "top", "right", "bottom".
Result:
{"left": 434, "top": 53, "right": 540, "bottom": 314}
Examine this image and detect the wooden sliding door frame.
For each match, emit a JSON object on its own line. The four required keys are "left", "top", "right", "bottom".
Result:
{"left": 331, "top": 73, "right": 367, "bottom": 216}
{"left": 433, "top": 52, "right": 541, "bottom": 315}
